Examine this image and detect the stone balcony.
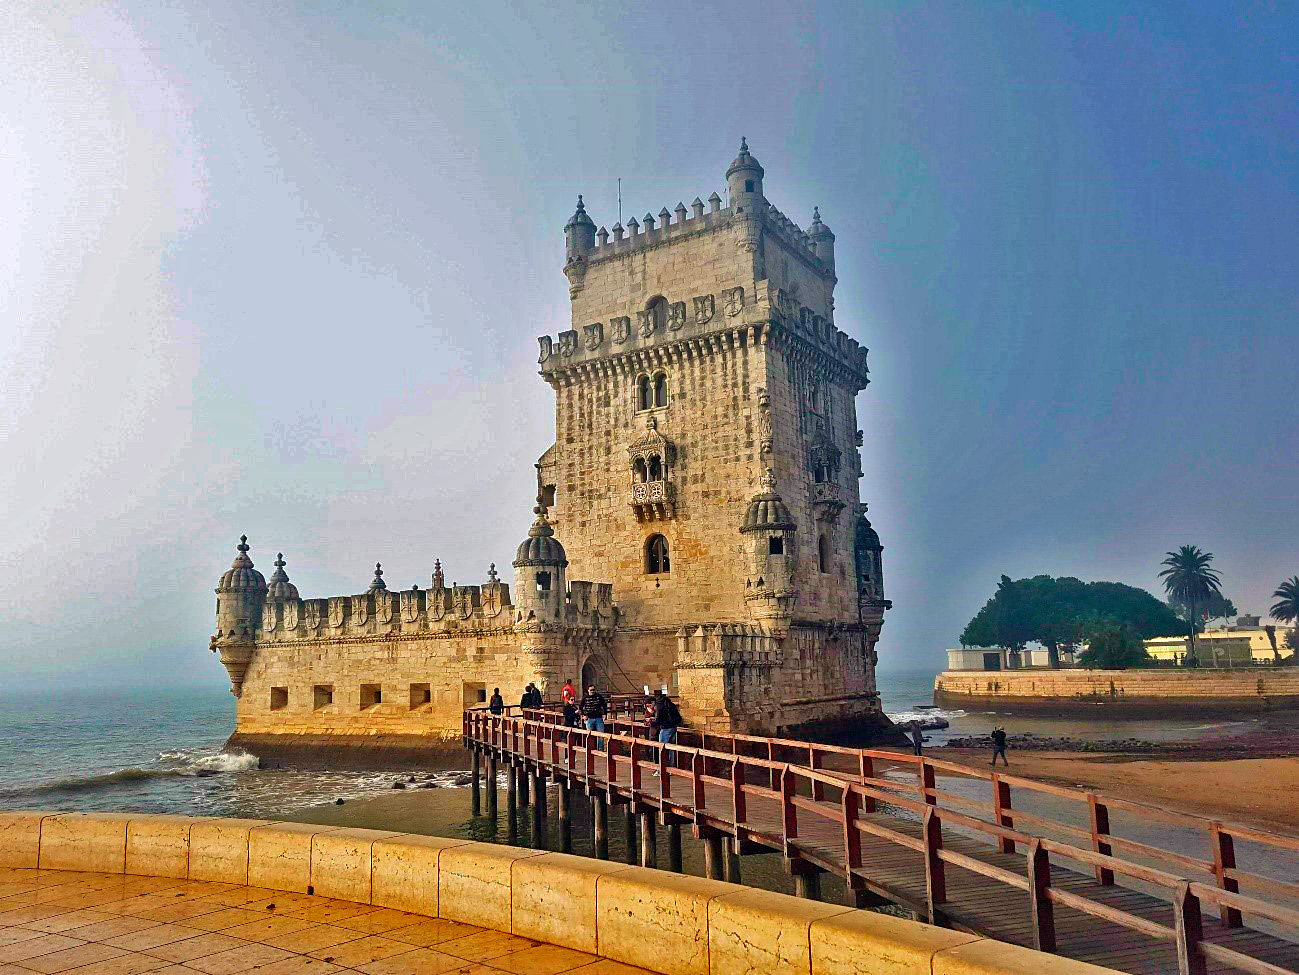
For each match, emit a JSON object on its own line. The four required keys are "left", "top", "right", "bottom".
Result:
{"left": 812, "top": 480, "right": 848, "bottom": 523}
{"left": 630, "top": 478, "right": 675, "bottom": 521}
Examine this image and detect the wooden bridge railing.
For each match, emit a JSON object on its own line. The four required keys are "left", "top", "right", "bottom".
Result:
{"left": 465, "top": 707, "right": 1299, "bottom": 975}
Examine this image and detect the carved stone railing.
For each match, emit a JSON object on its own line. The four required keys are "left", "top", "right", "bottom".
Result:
{"left": 630, "top": 479, "right": 675, "bottom": 521}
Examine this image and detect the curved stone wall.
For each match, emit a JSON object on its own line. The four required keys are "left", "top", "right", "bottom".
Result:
{"left": 0, "top": 811, "right": 1117, "bottom": 975}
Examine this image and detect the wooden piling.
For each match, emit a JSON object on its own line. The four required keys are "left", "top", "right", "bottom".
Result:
{"left": 558, "top": 779, "right": 572, "bottom": 853}
{"left": 702, "top": 834, "right": 723, "bottom": 880}
{"left": 470, "top": 748, "right": 481, "bottom": 817}
{"left": 486, "top": 752, "right": 497, "bottom": 817}
{"left": 639, "top": 811, "right": 657, "bottom": 868}
{"left": 666, "top": 821, "right": 683, "bottom": 872}
{"left": 592, "top": 793, "right": 608, "bottom": 860}
{"left": 624, "top": 807, "right": 638, "bottom": 865}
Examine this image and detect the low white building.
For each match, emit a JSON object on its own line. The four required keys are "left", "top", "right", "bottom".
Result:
{"left": 945, "top": 646, "right": 1077, "bottom": 671}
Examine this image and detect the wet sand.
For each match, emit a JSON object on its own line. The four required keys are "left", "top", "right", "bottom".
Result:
{"left": 940, "top": 748, "right": 1299, "bottom": 833}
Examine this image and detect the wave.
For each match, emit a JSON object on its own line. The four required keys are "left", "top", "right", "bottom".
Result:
{"left": 0, "top": 749, "right": 260, "bottom": 799}
{"left": 889, "top": 708, "right": 966, "bottom": 725}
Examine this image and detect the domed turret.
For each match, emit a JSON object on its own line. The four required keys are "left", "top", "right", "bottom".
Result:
{"left": 740, "top": 471, "right": 797, "bottom": 628}
{"left": 726, "top": 137, "right": 765, "bottom": 213}
{"left": 564, "top": 194, "right": 597, "bottom": 261}
{"left": 368, "top": 562, "right": 387, "bottom": 592}
{"left": 212, "top": 535, "right": 267, "bottom": 698}
{"left": 854, "top": 504, "right": 885, "bottom": 602}
{"left": 513, "top": 502, "right": 569, "bottom": 624}
{"left": 808, "top": 205, "right": 836, "bottom": 275}
{"left": 266, "top": 553, "right": 299, "bottom": 601}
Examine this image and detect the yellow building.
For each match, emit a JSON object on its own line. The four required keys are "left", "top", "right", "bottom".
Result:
{"left": 1144, "top": 625, "right": 1295, "bottom": 666}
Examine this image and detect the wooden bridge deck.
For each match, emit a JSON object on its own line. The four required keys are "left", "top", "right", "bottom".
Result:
{"left": 465, "top": 709, "right": 1299, "bottom": 975}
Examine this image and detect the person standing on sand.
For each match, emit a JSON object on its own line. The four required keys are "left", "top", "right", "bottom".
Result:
{"left": 991, "top": 726, "right": 1009, "bottom": 766}
{"left": 488, "top": 688, "right": 504, "bottom": 715}
{"left": 910, "top": 721, "right": 924, "bottom": 756}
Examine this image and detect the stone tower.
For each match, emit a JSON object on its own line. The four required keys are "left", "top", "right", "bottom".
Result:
{"left": 537, "top": 141, "right": 889, "bottom": 733}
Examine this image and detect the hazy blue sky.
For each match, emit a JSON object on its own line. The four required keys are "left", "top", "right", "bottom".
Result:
{"left": 2, "top": 1, "right": 1295, "bottom": 688}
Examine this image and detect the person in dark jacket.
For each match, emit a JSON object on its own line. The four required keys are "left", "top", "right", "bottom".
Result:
{"left": 562, "top": 701, "right": 579, "bottom": 728}
{"left": 488, "top": 688, "right": 504, "bottom": 715}
{"left": 579, "top": 685, "right": 608, "bottom": 748}
{"left": 991, "top": 726, "right": 1009, "bottom": 766}
{"left": 910, "top": 721, "right": 924, "bottom": 757}
{"left": 652, "top": 690, "right": 682, "bottom": 768}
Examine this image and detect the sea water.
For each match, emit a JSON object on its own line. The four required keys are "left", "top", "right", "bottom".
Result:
{"left": 0, "top": 673, "right": 1251, "bottom": 818}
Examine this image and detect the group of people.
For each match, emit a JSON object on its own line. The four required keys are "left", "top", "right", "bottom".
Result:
{"left": 484, "top": 680, "right": 683, "bottom": 749}
{"left": 908, "top": 720, "right": 1009, "bottom": 766}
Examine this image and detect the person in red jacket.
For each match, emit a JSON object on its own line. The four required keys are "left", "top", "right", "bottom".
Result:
{"left": 561, "top": 678, "right": 577, "bottom": 707}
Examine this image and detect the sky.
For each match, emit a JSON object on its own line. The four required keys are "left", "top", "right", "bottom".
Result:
{"left": 1, "top": 1, "right": 1295, "bottom": 689}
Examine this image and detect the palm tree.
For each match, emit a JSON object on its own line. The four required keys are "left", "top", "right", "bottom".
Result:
{"left": 1159, "top": 545, "right": 1222, "bottom": 667}
{"left": 1271, "top": 577, "right": 1299, "bottom": 663}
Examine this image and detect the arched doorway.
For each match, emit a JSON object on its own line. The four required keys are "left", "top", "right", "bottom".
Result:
{"left": 581, "top": 657, "right": 599, "bottom": 692}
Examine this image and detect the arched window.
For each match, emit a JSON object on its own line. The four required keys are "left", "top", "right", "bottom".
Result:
{"left": 810, "top": 387, "right": 820, "bottom": 413}
{"left": 817, "top": 534, "right": 829, "bottom": 573}
{"left": 637, "top": 375, "right": 652, "bottom": 411}
{"left": 646, "top": 534, "right": 670, "bottom": 575}
{"left": 768, "top": 536, "right": 784, "bottom": 556}
{"left": 536, "top": 571, "right": 551, "bottom": 593}
{"left": 648, "top": 454, "right": 662, "bottom": 481}
{"left": 633, "top": 457, "right": 648, "bottom": 483}
{"left": 653, "top": 372, "right": 668, "bottom": 408}
{"left": 648, "top": 296, "right": 668, "bottom": 332}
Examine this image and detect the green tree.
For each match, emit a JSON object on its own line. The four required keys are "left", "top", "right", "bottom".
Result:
{"left": 1168, "top": 591, "right": 1238, "bottom": 630}
{"left": 959, "top": 575, "right": 1183, "bottom": 667}
{"left": 1077, "top": 624, "right": 1149, "bottom": 670}
{"left": 1159, "top": 546, "right": 1222, "bottom": 667}
{"left": 1271, "top": 577, "right": 1299, "bottom": 664}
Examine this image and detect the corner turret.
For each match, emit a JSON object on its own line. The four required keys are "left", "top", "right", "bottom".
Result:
{"left": 726, "top": 137, "right": 765, "bottom": 213}
{"left": 740, "top": 470, "right": 798, "bottom": 628}
{"left": 512, "top": 502, "right": 569, "bottom": 624}
{"left": 808, "top": 205, "right": 836, "bottom": 276}
{"left": 212, "top": 535, "right": 267, "bottom": 697}
{"left": 564, "top": 194, "right": 596, "bottom": 261}
{"left": 854, "top": 504, "right": 885, "bottom": 605}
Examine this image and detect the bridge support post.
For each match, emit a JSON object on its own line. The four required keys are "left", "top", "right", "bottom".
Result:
{"left": 470, "top": 749, "right": 481, "bottom": 817}
{"left": 638, "top": 811, "right": 657, "bottom": 868}
{"left": 1173, "top": 882, "right": 1207, "bottom": 975}
{"left": 519, "top": 763, "right": 530, "bottom": 807}
{"left": 624, "top": 808, "right": 638, "bottom": 865}
{"left": 558, "top": 780, "right": 572, "bottom": 853}
{"left": 506, "top": 763, "right": 518, "bottom": 842}
{"left": 1026, "top": 839, "right": 1056, "bottom": 953}
{"left": 531, "top": 771, "right": 544, "bottom": 841}
{"left": 665, "top": 821, "right": 683, "bottom": 872}
{"left": 702, "top": 834, "right": 723, "bottom": 880}
{"left": 793, "top": 869, "right": 822, "bottom": 901}
{"left": 724, "top": 839, "right": 742, "bottom": 884}
{"left": 1211, "top": 823, "right": 1242, "bottom": 928}
{"left": 486, "top": 753, "right": 498, "bottom": 817}
{"left": 592, "top": 793, "right": 608, "bottom": 860}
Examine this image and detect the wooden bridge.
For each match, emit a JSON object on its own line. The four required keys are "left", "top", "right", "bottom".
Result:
{"left": 463, "top": 704, "right": 1299, "bottom": 975}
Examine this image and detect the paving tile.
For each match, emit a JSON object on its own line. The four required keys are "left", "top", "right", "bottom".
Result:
{"left": 57, "top": 923, "right": 156, "bottom": 945}
{"left": 111, "top": 906, "right": 212, "bottom": 927}
{"left": 171, "top": 912, "right": 260, "bottom": 935}
{"left": 216, "top": 918, "right": 315, "bottom": 944}
{"left": 307, "top": 938, "right": 410, "bottom": 968}
{"left": 138, "top": 936, "right": 249, "bottom": 965}
{"left": 12, "top": 942, "right": 128, "bottom": 973}
{"left": 101, "top": 928, "right": 204, "bottom": 953}
{"left": 242, "top": 959, "right": 339, "bottom": 975}
{"left": 146, "top": 966, "right": 208, "bottom": 975}
{"left": 46, "top": 953, "right": 170, "bottom": 975}
{"left": 0, "top": 933, "right": 48, "bottom": 950}
{"left": 259, "top": 927, "right": 363, "bottom": 954}
{"left": 0, "top": 936, "right": 89, "bottom": 964}
{"left": 182, "top": 943, "right": 294, "bottom": 975}
{"left": 355, "top": 948, "right": 470, "bottom": 975}
{"left": 436, "top": 934, "right": 535, "bottom": 964}
{"left": 332, "top": 914, "right": 422, "bottom": 937}
{"left": 383, "top": 922, "right": 483, "bottom": 950}
{"left": 286, "top": 907, "right": 370, "bottom": 926}
{"left": 239, "top": 896, "right": 316, "bottom": 914}
{"left": 486, "top": 946, "right": 596, "bottom": 975}
{"left": 0, "top": 909, "right": 77, "bottom": 929}
{"left": 20, "top": 915, "right": 117, "bottom": 936}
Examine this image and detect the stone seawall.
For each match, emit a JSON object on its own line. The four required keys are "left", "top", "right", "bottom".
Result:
{"left": 934, "top": 668, "right": 1299, "bottom": 715}
{"left": 0, "top": 810, "right": 1118, "bottom": 975}
{"left": 225, "top": 731, "right": 467, "bottom": 770}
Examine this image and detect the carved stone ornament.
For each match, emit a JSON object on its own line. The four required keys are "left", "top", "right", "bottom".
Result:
{"left": 800, "top": 307, "right": 813, "bottom": 333}
{"left": 537, "top": 335, "right": 553, "bottom": 363}
{"left": 612, "top": 316, "right": 631, "bottom": 344}
{"left": 262, "top": 603, "right": 277, "bottom": 632}
{"left": 724, "top": 286, "right": 744, "bottom": 317}
{"left": 400, "top": 590, "right": 420, "bottom": 623}
{"left": 328, "top": 597, "right": 345, "bottom": 628}
{"left": 304, "top": 601, "right": 322, "bottom": 631}
{"left": 559, "top": 329, "right": 578, "bottom": 357}
{"left": 668, "top": 301, "right": 686, "bottom": 331}
{"left": 351, "top": 595, "right": 369, "bottom": 626}
{"left": 283, "top": 600, "right": 299, "bottom": 630}
{"left": 453, "top": 586, "right": 475, "bottom": 619}
{"left": 428, "top": 587, "right": 446, "bottom": 621}
{"left": 583, "top": 322, "right": 603, "bottom": 350}
{"left": 482, "top": 575, "right": 503, "bottom": 617}
{"left": 757, "top": 386, "right": 773, "bottom": 456}
{"left": 693, "top": 294, "right": 715, "bottom": 324}
{"left": 377, "top": 591, "right": 395, "bottom": 624}
{"left": 637, "top": 309, "right": 654, "bottom": 338}
{"left": 772, "top": 288, "right": 787, "bottom": 314}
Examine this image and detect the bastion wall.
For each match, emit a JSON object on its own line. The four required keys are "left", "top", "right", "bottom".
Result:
{"left": 934, "top": 668, "right": 1299, "bottom": 714}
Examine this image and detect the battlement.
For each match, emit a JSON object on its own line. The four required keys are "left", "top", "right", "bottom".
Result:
{"left": 674, "top": 622, "right": 784, "bottom": 670}
{"left": 536, "top": 276, "right": 869, "bottom": 390}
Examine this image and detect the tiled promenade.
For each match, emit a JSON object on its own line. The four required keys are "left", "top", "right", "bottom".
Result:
{"left": 0, "top": 867, "right": 643, "bottom": 975}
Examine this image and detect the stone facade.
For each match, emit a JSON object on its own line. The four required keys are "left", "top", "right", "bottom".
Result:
{"left": 211, "top": 141, "right": 890, "bottom": 749}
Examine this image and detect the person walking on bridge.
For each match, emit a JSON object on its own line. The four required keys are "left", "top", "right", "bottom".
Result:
{"left": 561, "top": 678, "right": 577, "bottom": 707}
{"left": 580, "top": 684, "right": 608, "bottom": 748}
{"left": 488, "top": 688, "right": 504, "bottom": 715}
{"left": 991, "top": 726, "right": 1009, "bottom": 766}
{"left": 652, "top": 689, "right": 682, "bottom": 769}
